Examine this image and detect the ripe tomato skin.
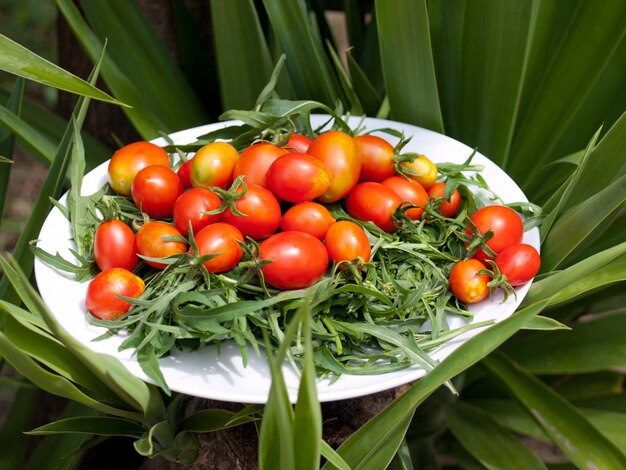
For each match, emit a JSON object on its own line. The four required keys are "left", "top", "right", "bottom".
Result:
{"left": 382, "top": 176, "right": 428, "bottom": 220}
{"left": 85, "top": 268, "right": 144, "bottom": 320}
{"left": 280, "top": 202, "right": 335, "bottom": 240}
{"left": 345, "top": 182, "right": 402, "bottom": 232}
{"left": 495, "top": 244, "right": 540, "bottom": 286}
{"left": 307, "top": 131, "right": 361, "bottom": 203}
{"left": 136, "top": 221, "right": 187, "bottom": 269}
{"left": 285, "top": 133, "right": 312, "bottom": 153}
{"left": 190, "top": 142, "right": 238, "bottom": 189}
{"left": 222, "top": 184, "right": 282, "bottom": 240}
{"left": 173, "top": 187, "right": 222, "bottom": 236}
{"left": 354, "top": 135, "right": 395, "bottom": 182}
{"left": 325, "top": 221, "right": 371, "bottom": 264}
{"left": 177, "top": 159, "right": 193, "bottom": 189}
{"left": 233, "top": 143, "right": 289, "bottom": 188}
{"left": 266, "top": 153, "right": 332, "bottom": 203}
{"left": 427, "top": 182, "right": 461, "bottom": 218}
{"left": 108, "top": 141, "right": 170, "bottom": 196}
{"left": 259, "top": 231, "right": 329, "bottom": 290}
{"left": 132, "top": 165, "right": 183, "bottom": 218}
{"left": 94, "top": 220, "right": 138, "bottom": 272}
{"left": 401, "top": 154, "right": 438, "bottom": 189}
{"left": 467, "top": 205, "right": 524, "bottom": 263}
{"left": 193, "top": 223, "right": 244, "bottom": 273}
{"left": 449, "top": 259, "right": 490, "bottom": 304}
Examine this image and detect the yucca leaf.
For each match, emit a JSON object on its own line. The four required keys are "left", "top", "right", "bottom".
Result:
{"left": 376, "top": 0, "right": 443, "bottom": 132}
{"left": 28, "top": 416, "right": 144, "bottom": 437}
{"left": 0, "top": 386, "right": 37, "bottom": 470}
{"left": 0, "top": 77, "right": 24, "bottom": 220}
{"left": 326, "top": 41, "right": 364, "bottom": 115}
{"left": 346, "top": 51, "right": 382, "bottom": 116}
{"left": 180, "top": 409, "right": 256, "bottom": 433}
{"left": 551, "top": 372, "right": 624, "bottom": 402}
{"left": 344, "top": 0, "right": 366, "bottom": 60}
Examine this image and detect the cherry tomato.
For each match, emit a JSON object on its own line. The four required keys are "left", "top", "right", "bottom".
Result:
{"left": 449, "top": 259, "right": 490, "bottom": 304}
{"left": 85, "top": 268, "right": 144, "bottom": 320}
{"left": 192, "top": 223, "right": 244, "bottom": 273}
{"left": 108, "top": 142, "right": 170, "bottom": 196}
{"left": 136, "top": 221, "right": 187, "bottom": 269}
{"left": 401, "top": 154, "right": 438, "bottom": 189}
{"left": 177, "top": 159, "right": 193, "bottom": 189}
{"left": 94, "top": 220, "right": 138, "bottom": 272}
{"left": 495, "top": 244, "right": 540, "bottom": 286}
{"left": 190, "top": 142, "right": 238, "bottom": 189}
{"left": 173, "top": 187, "right": 222, "bottom": 236}
{"left": 131, "top": 165, "right": 183, "bottom": 218}
{"left": 427, "top": 182, "right": 461, "bottom": 218}
{"left": 222, "top": 183, "right": 282, "bottom": 240}
{"left": 382, "top": 176, "right": 428, "bottom": 220}
{"left": 325, "top": 221, "right": 371, "bottom": 264}
{"left": 260, "top": 231, "right": 329, "bottom": 290}
{"left": 467, "top": 205, "right": 524, "bottom": 263}
{"left": 307, "top": 130, "right": 361, "bottom": 203}
{"left": 354, "top": 135, "right": 395, "bottom": 182}
{"left": 345, "top": 182, "right": 402, "bottom": 232}
{"left": 284, "top": 133, "right": 312, "bottom": 153}
{"left": 280, "top": 202, "right": 335, "bottom": 240}
{"left": 233, "top": 143, "right": 289, "bottom": 188}
{"left": 266, "top": 153, "right": 332, "bottom": 203}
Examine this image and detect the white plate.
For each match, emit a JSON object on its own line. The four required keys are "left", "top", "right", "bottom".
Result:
{"left": 34, "top": 116, "right": 539, "bottom": 403}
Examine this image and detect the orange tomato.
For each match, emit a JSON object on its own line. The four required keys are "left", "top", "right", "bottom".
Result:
{"left": 108, "top": 142, "right": 170, "bottom": 196}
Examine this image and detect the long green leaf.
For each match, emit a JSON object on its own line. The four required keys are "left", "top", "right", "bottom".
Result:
{"left": 0, "top": 77, "right": 23, "bottom": 220}
{"left": 28, "top": 416, "right": 144, "bottom": 437}
{"left": 346, "top": 51, "right": 382, "bottom": 116}
{"left": 0, "top": 386, "right": 37, "bottom": 470}
{"left": 482, "top": 352, "right": 626, "bottom": 468}
{"left": 180, "top": 409, "right": 256, "bottom": 433}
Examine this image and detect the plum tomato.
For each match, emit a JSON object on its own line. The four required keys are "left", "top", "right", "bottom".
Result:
{"left": 94, "top": 219, "right": 138, "bottom": 272}
{"left": 307, "top": 130, "right": 361, "bottom": 203}
{"left": 173, "top": 187, "right": 222, "bottom": 236}
{"left": 266, "top": 152, "right": 332, "bottom": 203}
{"left": 354, "top": 135, "right": 396, "bottom": 182}
{"left": 136, "top": 221, "right": 188, "bottom": 269}
{"left": 467, "top": 205, "right": 524, "bottom": 263}
{"left": 233, "top": 143, "right": 289, "bottom": 188}
{"left": 401, "top": 154, "right": 438, "bottom": 189}
{"left": 495, "top": 243, "right": 540, "bottom": 286}
{"left": 177, "top": 159, "right": 193, "bottom": 189}
{"left": 284, "top": 133, "right": 312, "bottom": 153}
{"left": 108, "top": 141, "right": 170, "bottom": 196}
{"left": 131, "top": 165, "right": 183, "bottom": 219}
{"left": 259, "top": 231, "right": 329, "bottom": 290}
{"left": 85, "top": 268, "right": 144, "bottom": 320}
{"left": 427, "top": 182, "right": 461, "bottom": 218}
{"left": 382, "top": 176, "right": 428, "bottom": 220}
{"left": 192, "top": 223, "right": 244, "bottom": 273}
{"left": 280, "top": 202, "right": 335, "bottom": 240}
{"left": 449, "top": 259, "right": 490, "bottom": 304}
{"left": 222, "top": 183, "right": 282, "bottom": 240}
{"left": 325, "top": 221, "right": 371, "bottom": 264}
{"left": 190, "top": 142, "right": 238, "bottom": 189}
{"left": 345, "top": 182, "right": 402, "bottom": 232}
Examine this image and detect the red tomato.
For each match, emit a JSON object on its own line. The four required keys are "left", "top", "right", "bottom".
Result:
{"left": 449, "top": 259, "right": 490, "bottom": 304}
{"left": 260, "top": 231, "right": 328, "bottom": 290}
{"left": 233, "top": 143, "right": 289, "bottom": 188}
{"left": 192, "top": 223, "right": 244, "bottom": 273}
{"left": 325, "top": 221, "right": 371, "bottom": 264}
{"left": 222, "top": 184, "right": 282, "bottom": 240}
{"left": 345, "top": 182, "right": 402, "bottom": 232}
{"left": 284, "top": 133, "right": 312, "bottom": 153}
{"left": 177, "top": 159, "right": 193, "bottom": 189}
{"left": 266, "top": 153, "right": 332, "bottom": 203}
{"left": 495, "top": 244, "right": 540, "bottom": 286}
{"left": 307, "top": 130, "right": 361, "bottom": 202}
{"left": 190, "top": 142, "right": 238, "bottom": 189}
{"left": 280, "top": 202, "right": 335, "bottom": 240}
{"left": 136, "top": 221, "right": 188, "bottom": 269}
{"left": 467, "top": 205, "right": 524, "bottom": 263}
{"left": 354, "top": 135, "right": 395, "bottom": 182}
{"left": 173, "top": 187, "right": 222, "bottom": 236}
{"left": 94, "top": 220, "right": 138, "bottom": 272}
{"left": 85, "top": 268, "right": 144, "bottom": 320}
{"left": 131, "top": 165, "right": 183, "bottom": 218}
{"left": 108, "top": 142, "right": 170, "bottom": 196}
{"left": 401, "top": 154, "right": 438, "bottom": 189}
{"left": 427, "top": 182, "right": 461, "bottom": 218}
{"left": 382, "top": 176, "right": 428, "bottom": 220}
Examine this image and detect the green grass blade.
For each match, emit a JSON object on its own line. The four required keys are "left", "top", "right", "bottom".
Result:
{"left": 0, "top": 77, "right": 24, "bottom": 220}
{"left": 482, "top": 353, "right": 626, "bottom": 468}
{"left": 376, "top": 0, "right": 443, "bottom": 132}
{"left": 0, "top": 386, "right": 37, "bottom": 470}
